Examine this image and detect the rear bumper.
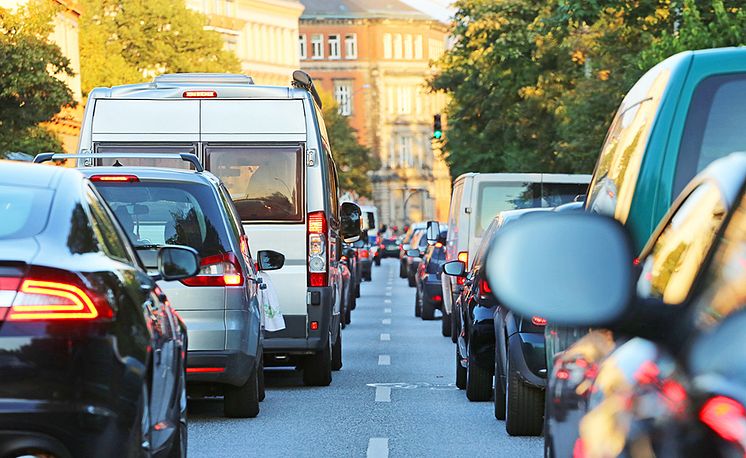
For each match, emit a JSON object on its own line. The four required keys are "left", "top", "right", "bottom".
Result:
{"left": 263, "top": 286, "right": 334, "bottom": 355}
{"left": 422, "top": 277, "right": 443, "bottom": 303}
{"left": 359, "top": 259, "right": 372, "bottom": 274}
{"left": 187, "top": 350, "right": 256, "bottom": 386}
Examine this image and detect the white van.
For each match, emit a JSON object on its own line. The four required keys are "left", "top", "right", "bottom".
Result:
{"left": 441, "top": 173, "right": 591, "bottom": 339}
{"left": 77, "top": 71, "right": 361, "bottom": 386}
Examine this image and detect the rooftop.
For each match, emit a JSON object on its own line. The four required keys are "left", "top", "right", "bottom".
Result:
{"left": 300, "top": 0, "right": 439, "bottom": 22}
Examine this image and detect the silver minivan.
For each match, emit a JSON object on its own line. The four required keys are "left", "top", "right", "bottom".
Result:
{"left": 77, "top": 72, "right": 361, "bottom": 386}
{"left": 442, "top": 173, "right": 591, "bottom": 340}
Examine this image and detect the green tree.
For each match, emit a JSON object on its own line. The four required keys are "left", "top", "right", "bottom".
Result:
{"left": 319, "top": 90, "right": 378, "bottom": 197}
{"left": 0, "top": 1, "right": 74, "bottom": 157}
{"left": 80, "top": 0, "right": 241, "bottom": 95}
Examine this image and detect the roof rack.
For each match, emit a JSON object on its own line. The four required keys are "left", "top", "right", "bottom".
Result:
{"left": 33, "top": 153, "right": 204, "bottom": 172}
{"left": 292, "top": 70, "right": 323, "bottom": 109}
{"left": 153, "top": 73, "right": 254, "bottom": 86}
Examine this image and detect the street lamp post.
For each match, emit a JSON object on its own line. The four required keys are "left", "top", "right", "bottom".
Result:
{"left": 402, "top": 187, "right": 429, "bottom": 226}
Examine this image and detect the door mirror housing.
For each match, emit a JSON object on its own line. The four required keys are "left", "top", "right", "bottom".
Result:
{"left": 157, "top": 246, "right": 200, "bottom": 281}
{"left": 442, "top": 260, "right": 467, "bottom": 277}
{"left": 406, "top": 249, "right": 421, "bottom": 258}
{"left": 485, "top": 213, "right": 634, "bottom": 327}
{"left": 340, "top": 202, "right": 363, "bottom": 243}
{"left": 426, "top": 221, "right": 439, "bottom": 245}
{"left": 257, "top": 250, "right": 285, "bottom": 271}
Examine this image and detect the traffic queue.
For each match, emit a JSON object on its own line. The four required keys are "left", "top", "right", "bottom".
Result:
{"left": 395, "top": 46, "right": 746, "bottom": 457}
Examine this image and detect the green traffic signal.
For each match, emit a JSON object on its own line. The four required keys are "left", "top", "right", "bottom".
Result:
{"left": 434, "top": 130, "right": 443, "bottom": 139}
{"left": 433, "top": 114, "right": 443, "bottom": 140}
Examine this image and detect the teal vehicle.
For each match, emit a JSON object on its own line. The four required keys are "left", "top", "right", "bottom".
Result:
{"left": 586, "top": 46, "right": 746, "bottom": 249}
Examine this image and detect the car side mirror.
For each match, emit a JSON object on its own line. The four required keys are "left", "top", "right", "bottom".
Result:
{"left": 442, "top": 260, "right": 467, "bottom": 277}
{"left": 485, "top": 213, "right": 634, "bottom": 327}
{"left": 426, "top": 220, "right": 439, "bottom": 245}
{"left": 340, "top": 202, "right": 363, "bottom": 243}
{"left": 257, "top": 250, "right": 285, "bottom": 271}
{"left": 406, "top": 249, "right": 421, "bottom": 258}
{"left": 157, "top": 246, "right": 200, "bottom": 281}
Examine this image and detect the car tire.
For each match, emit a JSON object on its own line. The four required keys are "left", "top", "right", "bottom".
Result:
{"left": 224, "top": 367, "right": 260, "bottom": 418}
{"left": 332, "top": 326, "right": 343, "bottom": 371}
{"left": 399, "top": 261, "right": 407, "bottom": 278}
{"left": 375, "top": 257, "right": 381, "bottom": 266}
{"left": 421, "top": 296, "right": 435, "bottom": 320}
{"left": 364, "top": 271, "right": 372, "bottom": 282}
{"left": 456, "top": 345, "right": 466, "bottom": 390}
{"left": 451, "top": 308, "right": 460, "bottom": 344}
{"left": 258, "top": 353, "right": 266, "bottom": 402}
{"left": 303, "top": 332, "right": 333, "bottom": 386}
{"left": 355, "top": 281, "right": 361, "bottom": 298}
{"left": 442, "top": 312, "right": 452, "bottom": 337}
{"left": 505, "top": 350, "right": 544, "bottom": 436}
{"left": 129, "top": 380, "right": 151, "bottom": 458}
{"left": 407, "top": 271, "right": 416, "bottom": 287}
{"left": 466, "top": 341, "right": 493, "bottom": 401}
{"left": 168, "top": 364, "right": 188, "bottom": 458}
{"left": 494, "top": 351, "right": 506, "bottom": 420}
{"left": 415, "top": 290, "right": 421, "bottom": 317}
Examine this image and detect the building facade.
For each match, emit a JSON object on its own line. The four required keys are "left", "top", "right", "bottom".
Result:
{"left": 187, "top": 0, "right": 305, "bottom": 86}
{"left": 299, "top": 0, "right": 451, "bottom": 228}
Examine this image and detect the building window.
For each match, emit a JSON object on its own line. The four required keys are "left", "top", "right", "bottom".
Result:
{"left": 311, "top": 34, "right": 323, "bottom": 59}
{"left": 298, "top": 34, "right": 307, "bottom": 60}
{"left": 328, "top": 34, "right": 340, "bottom": 59}
{"left": 224, "top": 34, "right": 238, "bottom": 52}
{"left": 414, "top": 35, "right": 423, "bottom": 59}
{"left": 334, "top": 80, "right": 353, "bottom": 116}
{"left": 383, "top": 33, "right": 392, "bottom": 59}
{"left": 345, "top": 33, "right": 357, "bottom": 59}
{"left": 398, "top": 135, "right": 413, "bottom": 168}
{"left": 394, "top": 34, "right": 403, "bottom": 59}
{"left": 225, "top": 0, "right": 235, "bottom": 16}
{"left": 397, "top": 87, "right": 411, "bottom": 114}
{"left": 404, "top": 34, "right": 413, "bottom": 60}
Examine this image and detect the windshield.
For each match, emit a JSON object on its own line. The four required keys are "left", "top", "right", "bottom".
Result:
{"left": 206, "top": 146, "right": 302, "bottom": 222}
{"left": 0, "top": 185, "right": 53, "bottom": 239}
{"left": 95, "top": 181, "right": 232, "bottom": 265}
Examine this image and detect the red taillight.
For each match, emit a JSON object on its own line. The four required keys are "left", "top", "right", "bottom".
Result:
{"left": 90, "top": 174, "right": 139, "bottom": 183}
{"left": 457, "top": 251, "right": 468, "bottom": 264}
{"left": 308, "top": 211, "right": 328, "bottom": 287}
{"left": 340, "top": 255, "right": 348, "bottom": 262}
{"left": 531, "top": 316, "right": 547, "bottom": 326}
{"left": 186, "top": 367, "right": 225, "bottom": 374}
{"left": 556, "top": 368, "right": 570, "bottom": 380}
{"left": 6, "top": 267, "right": 112, "bottom": 322}
{"left": 360, "top": 249, "right": 370, "bottom": 258}
{"left": 181, "top": 252, "right": 244, "bottom": 287}
{"left": 700, "top": 396, "right": 746, "bottom": 444}
{"left": 480, "top": 278, "right": 492, "bottom": 294}
{"left": 433, "top": 295, "right": 442, "bottom": 302}
{"left": 310, "top": 321, "right": 319, "bottom": 331}
{"left": 183, "top": 90, "right": 217, "bottom": 98}
{"left": 633, "top": 257, "right": 641, "bottom": 266}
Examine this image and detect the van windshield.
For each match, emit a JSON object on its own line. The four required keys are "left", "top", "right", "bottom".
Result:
{"left": 475, "top": 181, "right": 588, "bottom": 236}
{"left": 206, "top": 146, "right": 302, "bottom": 222}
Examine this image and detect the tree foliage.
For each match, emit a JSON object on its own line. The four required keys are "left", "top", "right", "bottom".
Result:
{"left": 319, "top": 90, "right": 378, "bottom": 198}
{"left": 0, "top": 1, "right": 73, "bottom": 156}
{"left": 80, "top": 0, "right": 241, "bottom": 95}
{"left": 431, "top": 0, "right": 746, "bottom": 178}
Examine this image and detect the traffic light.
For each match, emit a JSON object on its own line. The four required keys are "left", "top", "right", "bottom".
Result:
{"left": 433, "top": 114, "right": 443, "bottom": 139}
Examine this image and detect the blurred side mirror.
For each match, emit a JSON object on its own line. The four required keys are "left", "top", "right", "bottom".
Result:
{"left": 158, "top": 246, "right": 200, "bottom": 281}
{"left": 426, "top": 221, "right": 439, "bottom": 245}
{"left": 442, "top": 260, "right": 466, "bottom": 277}
{"left": 257, "top": 250, "right": 285, "bottom": 271}
{"left": 340, "top": 202, "right": 363, "bottom": 243}
{"left": 485, "top": 213, "right": 634, "bottom": 327}
{"left": 406, "top": 249, "right": 421, "bottom": 258}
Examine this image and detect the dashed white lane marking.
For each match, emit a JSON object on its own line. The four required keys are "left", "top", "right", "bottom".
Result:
{"left": 375, "top": 386, "right": 391, "bottom": 402}
{"left": 380, "top": 333, "right": 390, "bottom": 341}
{"left": 378, "top": 355, "right": 390, "bottom": 365}
{"left": 384, "top": 299, "right": 391, "bottom": 304}
{"left": 384, "top": 308, "right": 391, "bottom": 313}
{"left": 385, "top": 292, "right": 391, "bottom": 297}
{"left": 382, "top": 318, "right": 391, "bottom": 325}
{"left": 367, "top": 438, "right": 389, "bottom": 458}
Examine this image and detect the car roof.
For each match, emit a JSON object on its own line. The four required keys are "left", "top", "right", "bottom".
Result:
{"left": 0, "top": 161, "right": 78, "bottom": 188}
{"left": 78, "top": 166, "right": 223, "bottom": 188}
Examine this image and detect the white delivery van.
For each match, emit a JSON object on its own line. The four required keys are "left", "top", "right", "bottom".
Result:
{"left": 441, "top": 173, "right": 591, "bottom": 339}
{"left": 77, "top": 72, "right": 361, "bottom": 386}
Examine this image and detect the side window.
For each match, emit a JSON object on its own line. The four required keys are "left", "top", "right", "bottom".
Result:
{"left": 85, "top": 186, "right": 136, "bottom": 264}
{"left": 448, "top": 182, "right": 463, "bottom": 236}
{"left": 219, "top": 184, "right": 255, "bottom": 275}
{"left": 587, "top": 66, "right": 671, "bottom": 223}
{"left": 636, "top": 182, "right": 727, "bottom": 304}
{"left": 692, "top": 191, "right": 746, "bottom": 329}
{"left": 326, "top": 150, "right": 339, "bottom": 220}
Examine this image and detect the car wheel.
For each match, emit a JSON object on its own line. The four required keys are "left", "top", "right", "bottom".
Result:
{"left": 364, "top": 271, "right": 372, "bottom": 282}
{"left": 399, "top": 261, "right": 407, "bottom": 278}
{"left": 224, "top": 367, "right": 260, "bottom": 418}
{"left": 258, "top": 352, "right": 266, "bottom": 402}
{"left": 375, "top": 257, "right": 381, "bottom": 266}
{"left": 456, "top": 345, "right": 466, "bottom": 390}
{"left": 332, "top": 326, "right": 343, "bottom": 371}
{"left": 355, "top": 281, "right": 361, "bottom": 298}
{"left": 303, "top": 332, "right": 333, "bottom": 386}
{"left": 407, "top": 271, "right": 416, "bottom": 287}
{"left": 128, "top": 380, "right": 151, "bottom": 458}
{"left": 466, "top": 340, "right": 493, "bottom": 401}
{"left": 494, "top": 349, "right": 506, "bottom": 420}
{"left": 414, "top": 290, "right": 421, "bottom": 317}
{"left": 421, "top": 295, "right": 435, "bottom": 320}
{"left": 505, "top": 347, "right": 544, "bottom": 436}
{"left": 168, "top": 364, "right": 188, "bottom": 458}
{"left": 442, "top": 312, "right": 452, "bottom": 337}
{"left": 451, "top": 309, "right": 459, "bottom": 344}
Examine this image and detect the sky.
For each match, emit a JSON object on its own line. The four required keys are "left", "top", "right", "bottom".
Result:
{"left": 399, "top": 0, "right": 454, "bottom": 23}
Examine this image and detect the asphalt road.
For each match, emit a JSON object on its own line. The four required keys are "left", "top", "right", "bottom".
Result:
{"left": 188, "top": 258, "right": 542, "bottom": 457}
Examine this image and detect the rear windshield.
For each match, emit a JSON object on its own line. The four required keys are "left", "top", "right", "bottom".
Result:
{"left": 95, "top": 182, "right": 231, "bottom": 262}
{"left": 206, "top": 146, "right": 302, "bottom": 222}
{"left": 475, "top": 182, "right": 588, "bottom": 236}
{"left": 0, "top": 186, "right": 53, "bottom": 239}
